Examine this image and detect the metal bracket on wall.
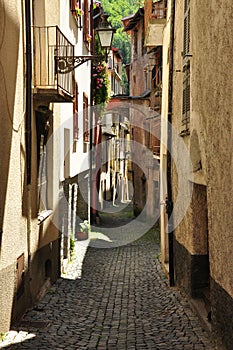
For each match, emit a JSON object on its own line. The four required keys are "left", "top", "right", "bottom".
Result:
{"left": 56, "top": 55, "right": 104, "bottom": 74}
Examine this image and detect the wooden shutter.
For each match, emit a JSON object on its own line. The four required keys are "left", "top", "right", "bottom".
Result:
{"left": 83, "top": 93, "right": 89, "bottom": 143}
{"left": 183, "top": 0, "right": 190, "bottom": 57}
{"left": 73, "top": 83, "right": 79, "bottom": 140}
{"left": 182, "top": 64, "right": 190, "bottom": 127}
{"left": 84, "top": 0, "right": 89, "bottom": 42}
{"left": 181, "top": 0, "right": 191, "bottom": 131}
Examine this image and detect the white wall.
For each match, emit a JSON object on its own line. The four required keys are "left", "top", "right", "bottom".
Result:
{"left": 58, "top": 0, "right": 91, "bottom": 181}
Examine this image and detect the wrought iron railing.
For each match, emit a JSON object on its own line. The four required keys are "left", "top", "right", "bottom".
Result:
{"left": 33, "top": 26, "right": 74, "bottom": 99}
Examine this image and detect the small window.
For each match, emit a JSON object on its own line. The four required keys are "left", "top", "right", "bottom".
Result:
{"left": 181, "top": 0, "right": 191, "bottom": 132}
{"left": 152, "top": 0, "right": 167, "bottom": 19}
{"left": 183, "top": 0, "right": 190, "bottom": 57}
{"left": 133, "top": 30, "right": 138, "bottom": 60}
{"left": 182, "top": 63, "right": 190, "bottom": 129}
{"left": 73, "top": 83, "right": 79, "bottom": 141}
{"left": 83, "top": 93, "right": 89, "bottom": 152}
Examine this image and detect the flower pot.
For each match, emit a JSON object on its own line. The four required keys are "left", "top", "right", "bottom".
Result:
{"left": 76, "top": 231, "right": 88, "bottom": 241}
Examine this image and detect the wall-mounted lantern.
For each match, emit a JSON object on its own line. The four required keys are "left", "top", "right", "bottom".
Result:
{"left": 57, "top": 13, "right": 115, "bottom": 73}
{"left": 95, "top": 14, "right": 116, "bottom": 61}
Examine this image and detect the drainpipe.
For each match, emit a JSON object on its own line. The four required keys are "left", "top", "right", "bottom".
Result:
{"left": 25, "top": 0, "right": 32, "bottom": 186}
{"left": 25, "top": 0, "right": 32, "bottom": 277}
{"left": 166, "top": 0, "right": 176, "bottom": 287}
{"left": 89, "top": 0, "right": 94, "bottom": 224}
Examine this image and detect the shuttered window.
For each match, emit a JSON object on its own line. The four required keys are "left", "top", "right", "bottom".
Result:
{"left": 183, "top": 0, "right": 190, "bottom": 57}
{"left": 182, "top": 63, "right": 190, "bottom": 128}
{"left": 83, "top": 93, "right": 89, "bottom": 152}
{"left": 73, "top": 83, "right": 79, "bottom": 141}
{"left": 181, "top": 0, "right": 190, "bottom": 132}
{"left": 152, "top": 0, "right": 167, "bottom": 19}
{"left": 133, "top": 30, "right": 138, "bottom": 60}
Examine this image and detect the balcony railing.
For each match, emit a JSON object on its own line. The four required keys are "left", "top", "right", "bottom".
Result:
{"left": 33, "top": 26, "right": 74, "bottom": 102}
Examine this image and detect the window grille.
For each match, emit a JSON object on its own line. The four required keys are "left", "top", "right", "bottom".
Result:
{"left": 83, "top": 93, "right": 89, "bottom": 149}
{"left": 73, "top": 83, "right": 79, "bottom": 141}
{"left": 183, "top": 0, "right": 190, "bottom": 57}
{"left": 181, "top": 0, "right": 191, "bottom": 132}
{"left": 182, "top": 64, "right": 190, "bottom": 129}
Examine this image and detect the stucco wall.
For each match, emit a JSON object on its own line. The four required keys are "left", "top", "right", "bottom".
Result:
{"left": 171, "top": 2, "right": 233, "bottom": 346}
{"left": 0, "top": 0, "right": 28, "bottom": 331}
{"left": 0, "top": 0, "right": 61, "bottom": 331}
{"left": 191, "top": 0, "right": 233, "bottom": 297}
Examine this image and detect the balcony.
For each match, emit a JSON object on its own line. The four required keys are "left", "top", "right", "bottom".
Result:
{"left": 144, "top": 0, "right": 167, "bottom": 47}
{"left": 33, "top": 26, "right": 74, "bottom": 102}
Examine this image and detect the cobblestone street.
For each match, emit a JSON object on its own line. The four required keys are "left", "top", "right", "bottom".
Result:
{"left": 3, "top": 208, "right": 214, "bottom": 349}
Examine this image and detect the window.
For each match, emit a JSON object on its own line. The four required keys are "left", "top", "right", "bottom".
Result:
{"left": 152, "top": 48, "right": 163, "bottom": 91}
{"left": 152, "top": 0, "right": 167, "bottom": 19}
{"left": 182, "top": 63, "right": 190, "bottom": 128}
{"left": 133, "top": 30, "right": 138, "bottom": 60}
{"left": 181, "top": 0, "right": 191, "bottom": 132}
{"left": 36, "top": 107, "right": 52, "bottom": 214}
{"left": 183, "top": 0, "right": 190, "bottom": 57}
{"left": 141, "top": 21, "right": 146, "bottom": 56}
{"left": 73, "top": 83, "right": 79, "bottom": 141}
{"left": 83, "top": 93, "right": 89, "bottom": 152}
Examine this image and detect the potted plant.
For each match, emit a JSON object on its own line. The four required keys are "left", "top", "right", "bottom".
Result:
{"left": 76, "top": 220, "right": 90, "bottom": 241}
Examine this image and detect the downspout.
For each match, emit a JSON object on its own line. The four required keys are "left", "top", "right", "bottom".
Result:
{"left": 25, "top": 0, "right": 32, "bottom": 275}
{"left": 89, "top": 0, "right": 94, "bottom": 224}
{"left": 25, "top": 0, "right": 32, "bottom": 186}
{"left": 166, "top": 0, "right": 176, "bottom": 287}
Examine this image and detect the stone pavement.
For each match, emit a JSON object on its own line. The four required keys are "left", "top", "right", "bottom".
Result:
{"left": 2, "top": 209, "right": 215, "bottom": 349}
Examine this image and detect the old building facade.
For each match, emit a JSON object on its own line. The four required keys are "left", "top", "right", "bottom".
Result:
{"left": 0, "top": 0, "right": 62, "bottom": 331}
{"left": 122, "top": 8, "right": 161, "bottom": 224}
{"left": 0, "top": 0, "right": 95, "bottom": 331}
{"left": 147, "top": 0, "right": 233, "bottom": 348}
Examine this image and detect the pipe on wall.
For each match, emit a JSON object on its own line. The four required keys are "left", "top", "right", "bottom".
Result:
{"left": 25, "top": 0, "right": 32, "bottom": 186}
{"left": 166, "top": 0, "right": 176, "bottom": 287}
{"left": 25, "top": 0, "right": 32, "bottom": 285}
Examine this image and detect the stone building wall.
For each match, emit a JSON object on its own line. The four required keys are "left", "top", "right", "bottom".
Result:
{"left": 171, "top": 0, "right": 233, "bottom": 348}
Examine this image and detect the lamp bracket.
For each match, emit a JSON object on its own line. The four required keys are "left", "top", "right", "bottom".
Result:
{"left": 56, "top": 55, "right": 104, "bottom": 74}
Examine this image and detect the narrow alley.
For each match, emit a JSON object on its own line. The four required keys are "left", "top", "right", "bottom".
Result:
{"left": 3, "top": 206, "right": 214, "bottom": 350}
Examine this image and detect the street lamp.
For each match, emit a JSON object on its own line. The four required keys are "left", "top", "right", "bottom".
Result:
{"left": 56, "top": 13, "right": 116, "bottom": 73}
{"left": 95, "top": 14, "right": 116, "bottom": 61}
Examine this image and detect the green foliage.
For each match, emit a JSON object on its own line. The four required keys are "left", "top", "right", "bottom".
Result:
{"left": 93, "top": 62, "right": 110, "bottom": 105}
{"left": 93, "top": 35, "right": 110, "bottom": 105}
{"left": 101, "top": 0, "right": 138, "bottom": 29}
{"left": 70, "top": 233, "right": 75, "bottom": 258}
{"left": 100, "top": 0, "right": 138, "bottom": 65}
